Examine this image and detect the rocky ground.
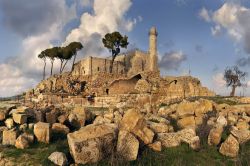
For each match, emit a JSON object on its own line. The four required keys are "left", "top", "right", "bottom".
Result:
{"left": 0, "top": 96, "right": 249, "bottom": 165}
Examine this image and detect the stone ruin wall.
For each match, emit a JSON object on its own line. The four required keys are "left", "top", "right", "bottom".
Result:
{"left": 26, "top": 70, "right": 215, "bottom": 108}
{"left": 72, "top": 56, "right": 125, "bottom": 77}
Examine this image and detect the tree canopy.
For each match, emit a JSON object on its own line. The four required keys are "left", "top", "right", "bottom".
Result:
{"left": 37, "top": 42, "right": 83, "bottom": 79}
{"left": 102, "top": 32, "right": 129, "bottom": 73}
{"left": 224, "top": 66, "right": 247, "bottom": 96}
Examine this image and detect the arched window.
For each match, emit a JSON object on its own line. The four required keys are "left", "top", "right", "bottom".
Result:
{"left": 97, "top": 67, "right": 100, "bottom": 71}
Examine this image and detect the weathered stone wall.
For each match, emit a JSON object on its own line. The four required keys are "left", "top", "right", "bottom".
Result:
{"left": 108, "top": 75, "right": 142, "bottom": 95}
{"left": 72, "top": 56, "right": 125, "bottom": 76}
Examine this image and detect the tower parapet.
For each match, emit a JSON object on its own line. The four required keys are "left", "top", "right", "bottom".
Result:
{"left": 149, "top": 27, "right": 158, "bottom": 71}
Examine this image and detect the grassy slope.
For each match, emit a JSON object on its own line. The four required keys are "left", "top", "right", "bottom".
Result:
{"left": 1, "top": 140, "right": 249, "bottom": 166}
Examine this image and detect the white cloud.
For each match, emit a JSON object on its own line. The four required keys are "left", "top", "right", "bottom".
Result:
{"left": 211, "top": 25, "right": 222, "bottom": 36}
{"left": 0, "top": 0, "right": 76, "bottom": 97}
{"left": 64, "top": 0, "right": 136, "bottom": 57}
{"left": 199, "top": 7, "right": 211, "bottom": 22}
{"left": 159, "top": 51, "right": 187, "bottom": 71}
{"left": 0, "top": 0, "right": 136, "bottom": 97}
{"left": 202, "top": 2, "right": 250, "bottom": 53}
{"left": 212, "top": 73, "right": 226, "bottom": 87}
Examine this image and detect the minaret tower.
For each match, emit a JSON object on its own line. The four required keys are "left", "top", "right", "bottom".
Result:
{"left": 149, "top": 27, "right": 158, "bottom": 71}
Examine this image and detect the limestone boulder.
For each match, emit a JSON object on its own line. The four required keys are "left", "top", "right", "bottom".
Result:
{"left": 158, "top": 132, "right": 181, "bottom": 147}
{"left": 67, "top": 124, "right": 117, "bottom": 164}
{"left": 0, "top": 126, "right": 8, "bottom": 143}
{"left": 58, "top": 114, "right": 68, "bottom": 124}
{"left": 48, "top": 152, "right": 68, "bottom": 166}
{"left": 13, "top": 113, "right": 27, "bottom": 124}
{"left": 2, "top": 129, "right": 17, "bottom": 146}
{"left": 15, "top": 135, "right": 29, "bottom": 149}
{"left": 216, "top": 115, "right": 227, "bottom": 127}
{"left": 189, "top": 136, "right": 200, "bottom": 150}
{"left": 177, "top": 116, "right": 195, "bottom": 129}
{"left": 145, "top": 114, "right": 170, "bottom": 124}
{"left": 5, "top": 118, "right": 14, "bottom": 129}
{"left": 119, "top": 109, "right": 154, "bottom": 145}
{"left": 158, "top": 107, "right": 174, "bottom": 118}
{"left": 22, "top": 132, "right": 34, "bottom": 143}
{"left": 176, "top": 101, "right": 196, "bottom": 118}
{"left": 68, "top": 107, "right": 90, "bottom": 129}
{"left": 231, "top": 129, "right": 250, "bottom": 144}
{"left": 52, "top": 123, "right": 70, "bottom": 135}
{"left": 147, "top": 121, "right": 169, "bottom": 133}
{"left": 236, "top": 121, "right": 249, "bottom": 130}
{"left": 227, "top": 112, "right": 238, "bottom": 125}
{"left": 0, "top": 109, "right": 9, "bottom": 121}
{"left": 93, "top": 116, "right": 112, "bottom": 125}
{"left": 194, "top": 99, "right": 213, "bottom": 116}
{"left": 148, "top": 141, "right": 162, "bottom": 152}
{"left": 219, "top": 135, "right": 239, "bottom": 157}
{"left": 195, "top": 116, "right": 203, "bottom": 126}
{"left": 34, "top": 122, "right": 50, "bottom": 143}
{"left": 158, "top": 128, "right": 196, "bottom": 148}
{"left": 208, "top": 125, "right": 223, "bottom": 146}
{"left": 10, "top": 106, "right": 34, "bottom": 118}
{"left": 178, "top": 128, "right": 197, "bottom": 144}
{"left": 116, "top": 130, "right": 139, "bottom": 161}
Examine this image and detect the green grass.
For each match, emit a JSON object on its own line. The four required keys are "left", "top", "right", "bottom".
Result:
{"left": 1, "top": 136, "right": 250, "bottom": 166}
{"left": 0, "top": 135, "right": 71, "bottom": 166}
{"left": 84, "top": 143, "right": 245, "bottom": 166}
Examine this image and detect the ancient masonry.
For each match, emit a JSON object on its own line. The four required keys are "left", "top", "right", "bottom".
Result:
{"left": 72, "top": 27, "right": 159, "bottom": 77}
{"left": 28, "top": 27, "right": 215, "bottom": 107}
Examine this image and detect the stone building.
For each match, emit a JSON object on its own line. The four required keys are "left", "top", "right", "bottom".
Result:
{"left": 72, "top": 27, "right": 159, "bottom": 76}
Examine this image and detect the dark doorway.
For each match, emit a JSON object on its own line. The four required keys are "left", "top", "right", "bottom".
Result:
{"left": 106, "top": 89, "right": 109, "bottom": 95}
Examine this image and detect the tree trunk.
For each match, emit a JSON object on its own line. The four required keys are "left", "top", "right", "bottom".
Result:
{"left": 43, "top": 60, "right": 46, "bottom": 80}
{"left": 109, "top": 56, "right": 115, "bottom": 73}
{"left": 50, "top": 61, "right": 54, "bottom": 76}
{"left": 62, "top": 60, "right": 68, "bottom": 73}
{"left": 230, "top": 85, "right": 237, "bottom": 96}
{"left": 71, "top": 54, "right": 76, "bottom": 72}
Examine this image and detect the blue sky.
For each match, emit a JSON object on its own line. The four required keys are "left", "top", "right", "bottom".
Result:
{"left": 0, "top": 0, "right": 250, "bottom": 97}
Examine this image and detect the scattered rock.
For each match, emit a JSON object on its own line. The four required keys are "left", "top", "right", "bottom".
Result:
{"left": 67, "top": 124, "right": 117, "bottom": 164}
{"left": 148, "top": 141, "right": 162, "bottom": 152}
{"left": 119, "top": 109, "right": 154, "bottom": 145}
{"left": 208, "top": 125, "right": 223, "bottom": 146}
{"left": 216, "top": 115, "right": 227, "bottom": 127}
{"left": 236, "top": 121, "right": 249, "bottom": 130}
{"left": 2, "top": 129, "right": 17, "bottom": 145}
{"left": 219, "top": 135, "right": 239, "bottom": 157}
{"left": 15, "top": 135, "right": 29, "bottom": 149}
{"left": 116, "top": 130, "right": 139, "bottom": 161}
{"left": 52, "top": 123, "right": 70, "bottom": 135}
{"left": 34, "top": 122, "right": 50, "bottom": 143}
{"left": 189, "top": 136, "right": 200, "bottom": 150}
{"left": 231, "top": 129, "right": 250, "bottom": 144}
{"left": 48, "top": 152, "right": 68, "bottom": 166}
{"left": 147, "top": 121, "right": 169, "bottom": 133}
{"left": 176, "top": 101, "right": 196, "bottom": 118}
{"left": 158, "top": 132, "right": 181, "bottom": 147}
{"left": 5, "top": 118, "right": 14, "bottom": 129}
{"left": 58, "top": 114, "right": 67, "bottom": 124}
{"left": 177, "top": 116, "right": 195, "bottom": 129}
{"left": 13, "top": 113, "right": 27, "bottom": 124}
